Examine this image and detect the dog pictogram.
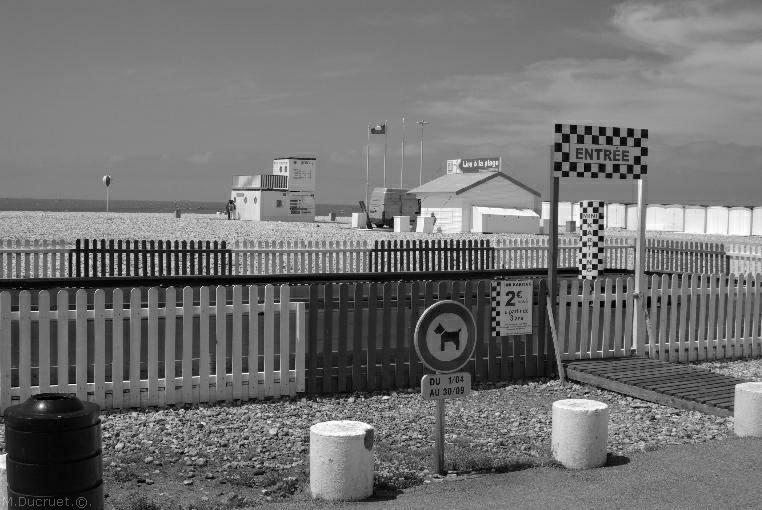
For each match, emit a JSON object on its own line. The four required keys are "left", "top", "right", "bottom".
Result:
{"left": 433, "top": 323, "right": 461, "bottom": 352}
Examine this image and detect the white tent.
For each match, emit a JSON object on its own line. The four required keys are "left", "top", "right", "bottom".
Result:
{"left": 558, "top": 202, "right": 573, "bottom": 225}
{"left": 753, "top": 207, "right": 762, "bottom": 236}
{"left": 663, "top": 205, "right": 685, "bottom": 232}
{"left": 626, "top": 204, "right": 639, "bottom": 231}
{"left": 646, "top": 204, "right": 667, "bottom": 231}
{"left": 683, "top": 206, "right": 707, "bottom": 234}
{"left": 728, "top": 207, "right": 752, "bottom": 236}
{"left": 706, "top": 206, "right": 729, "bottom": 235}
{"left": 606, "top": 203, "right": 626, "bottom": 229}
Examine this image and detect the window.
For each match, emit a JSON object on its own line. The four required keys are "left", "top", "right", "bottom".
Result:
{"left": 276, "top": 200, "right": 283, "bottom": 208}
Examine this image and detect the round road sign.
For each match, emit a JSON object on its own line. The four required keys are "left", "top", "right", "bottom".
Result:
{"left": 414, "top": 300, "right": 476, "bottom": 373}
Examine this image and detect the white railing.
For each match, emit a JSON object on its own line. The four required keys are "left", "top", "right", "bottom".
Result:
{"left": 0, "top": 284, "right": 306, "bottom": 415}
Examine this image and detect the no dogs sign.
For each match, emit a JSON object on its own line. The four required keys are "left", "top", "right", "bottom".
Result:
{"left": 414, "top": 300, "right": 476, "bottom": 373}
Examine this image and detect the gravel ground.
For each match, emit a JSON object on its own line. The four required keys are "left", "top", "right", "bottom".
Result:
{"left": 1, "top": 359, "right": 757, "bottom": 510}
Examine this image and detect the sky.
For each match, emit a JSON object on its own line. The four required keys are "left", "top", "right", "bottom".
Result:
{"left": 1, "top": 0, "right": 761, "bottom": 206}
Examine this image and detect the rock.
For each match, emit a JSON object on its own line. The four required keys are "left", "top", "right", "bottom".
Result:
{"left": 143, "top": 456, "right": 154, "bottom": 464}
{"left": 268, "top": 427, "right": 279, "bottom": 436}
{"left": 183, "top": 479, "right": 193, "bottom": 486}
{"left": 114, "top": 442, "right": 124, "bottom": 451}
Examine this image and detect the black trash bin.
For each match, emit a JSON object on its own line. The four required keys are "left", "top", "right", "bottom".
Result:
{"left": 4, "top": 394, "right": 103, "bottom": 510}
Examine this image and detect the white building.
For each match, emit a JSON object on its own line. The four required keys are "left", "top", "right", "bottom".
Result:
{"left": 231, "top": 156, "right": 316, "bottom": 222}
{"left": 409, "top": 172, "right": 541, "bottom": 233}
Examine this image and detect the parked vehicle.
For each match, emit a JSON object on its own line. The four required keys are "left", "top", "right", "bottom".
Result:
{"left": 367, "top": 188, "right": 420, "bottom": 227}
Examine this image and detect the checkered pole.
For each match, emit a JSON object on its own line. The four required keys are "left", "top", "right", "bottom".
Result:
{"left": 578, "top": 201, "right": 605, "bottom": 279}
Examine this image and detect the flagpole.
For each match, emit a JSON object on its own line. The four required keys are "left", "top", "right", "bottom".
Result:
{"left": 365, "top": 124, "right": 370, "bottom": 207}
{"left": 383, "top": 120, "right": 387, "bottom": 187}
{"left": 401, "top": 117, "right": 405, "bottom": 188}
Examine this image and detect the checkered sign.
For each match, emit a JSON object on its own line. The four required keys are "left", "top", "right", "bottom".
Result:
{"left": 490, "top": 279, "right": 533, "bottom": 336}
{"left": 578, "top": 201, "right": 605, "bottom": 279}
{"left": 554, "top": 124, "right": 648, "bottom": 179}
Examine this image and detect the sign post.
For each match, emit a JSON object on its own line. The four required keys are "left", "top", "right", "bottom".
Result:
{"left": 103, "top": 175, "right": 112, "bottom": 213}
{"left": 550, "top": 123, "right": 649, "bottom": 359}
{"left": 414, "top": 300, "right": 476, "bottom": 475}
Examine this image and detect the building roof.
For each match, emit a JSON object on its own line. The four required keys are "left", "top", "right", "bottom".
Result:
{"left": 274, "top": 156, "right": 317, "bottom": 161}
{"left": 409, "top": 172, "right": 539, "bottom": 197}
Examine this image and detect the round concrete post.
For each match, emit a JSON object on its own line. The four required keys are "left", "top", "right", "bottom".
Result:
{"left": 734, "top": 382, "right": 762, "bottom": 437}
{"left": 0, "top": 454, "right": 6, "bottom": 501}
{"left": 310, "top": 420, "right": 374, "bottom": 501}
{"left": 551, "top": 399, "right": 609, "bottom": 469}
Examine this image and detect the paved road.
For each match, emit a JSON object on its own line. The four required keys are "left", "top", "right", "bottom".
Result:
{"left": 282, "top": 437, "right": 762, "bottom": 510}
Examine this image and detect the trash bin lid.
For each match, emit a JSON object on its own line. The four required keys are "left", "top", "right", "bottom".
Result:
{"left": 4, "top": 394, "right": 100, "bottom": 432}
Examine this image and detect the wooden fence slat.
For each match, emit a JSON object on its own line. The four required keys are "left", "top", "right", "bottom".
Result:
{"left": 129, "top": 288, "right": 142, "bottom": 407}
{"left": 724, "top": 275, "right": 735, "bottom": 359}
{"left": 381, "top": 282, "right": 393, "bottom": 390}
{"left": 38, "top": 291, "right": 51, "bottom": 394}
{"left": 198, "top": 286, "right": 210, "bottom": 404}
{"left": 715, "top": 274, "right": 726, "bottom": 360}
{"left": 279, "top": 285, "right": 291, "bottom": 396}
{"left": 557, "top": 280, "right": 569, "bottom": 360}
{"left": 743, "top": 274, "right": 753, "bottom": 359}
{"left": 753, "top": 275, "right": 762, "bottom": 359}
{"left": 613, "top": 278, "right": 624, "bottom": 357}
{"left": 93, "top": 289, "right": 106, "bottom": 407}
{"left": 336, "top": 284, "right": 348, "bottom": 393}
{"left": 696, "top": 275, "right": 708, "bottom": 361}
{"left": 182, "top": 286, "right": 194, "bottom": 404}
{"left": 57, "top": 290, "right": 69, "bottom": 393}
{"left": 395, "top": 281, "right": 407, "bottom": 389}
{"left": 623, "top": 277, "right": 634, "bottom": 357}
{"left": 164, "top": 287, "right": 176, "bottom": 406}
{"left": 111, "top": 289, "right": 124, "bottom": 408}
{"left": 733, "top": 275, "right": 744, "bottom": 360}
{"left": 367, "top": 283, "right": 378, "bottom": 391}
{"left": 147, "top": 287, "right": 159, "bottom": 406}
{"left": 307, "top": 284, "right": 319, "bottom": 393}
{"left": 409, "top": 281, "right": 421, "bottom": 386}
{"left": 216, "top": 286, "right": 228, "bottom": 401}
{"left": 0, "top": 292, "right": 11, "bottom": 412}
{"left": 707, "top": 275, "right": 719, "bottom": 361}
{"left": 568, "top": 279, "right": 580, "bottom": 358}
{"left": 579, "top": 280, "right": 591, "bottom": 359}
{"left": 352, "top": 283, "right": 364, "bottom": 392}
{"left": 264, "top": 285, "right": 276, "bottom": 397}
{"left": 322, "top": 284, "right": 334, "bottom": 393}
{"left": 677, "top": 275, "right": 689, "bottom": 363}
{"left": 602, "top": 278, "right": 612, "bottom": 358}
{"left": 295, "top": 301, "right": 306, "bottom": 394}
{"left": 232, "top": 285, "right": 244, "bottom": 401}
{"left": 19, "top": 291, "right": 32, "bottom": 402}
{"left": 647, "top": 275, "right": 659, "bottom": 359}
{"left": 590, "top": 280, "right": 602, "bottom": 358}
{"left": 667, "top": 274, "right": 679, "bottom": 362}
{"left": 248, "top": 286, "right": 261, "bottom": 400}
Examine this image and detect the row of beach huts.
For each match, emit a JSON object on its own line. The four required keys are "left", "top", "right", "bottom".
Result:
{"left": 542, "top": 202, "right": 762, "bottom": 236}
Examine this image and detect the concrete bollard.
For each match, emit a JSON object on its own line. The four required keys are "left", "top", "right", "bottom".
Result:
{"left": 310, "top": 420, "right": 374, "bottom": 501}
{"left": 0, "top": 454, "right": 6, "bottom": 501}
{"left": 351, "top": 213, "right": 367, "bottom": 229}
{"left": 734, "top": 382, "right": 762, "bottom": 437}
{"left": 551, "top": 399, "right": 609, "bottom": 469}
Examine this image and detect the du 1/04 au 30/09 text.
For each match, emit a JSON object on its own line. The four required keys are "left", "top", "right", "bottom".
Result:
{"left": 421, "top": 372, "right": 471, "bottom": 400}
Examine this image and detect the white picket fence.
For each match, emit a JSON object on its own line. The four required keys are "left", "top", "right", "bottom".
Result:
{"left": 0, "top": 284, "right": 305, "bottom": 415}
{"left": 558, "top": 273, "right": 762, "bottom": 361}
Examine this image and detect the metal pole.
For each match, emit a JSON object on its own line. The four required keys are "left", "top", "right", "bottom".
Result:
{"left": 401, "top": 117, "right": 405, "bottom": 188}
{"left": 418, "top": 120, "right": 429, "bottom": 186}
{"left": 547, "top": 144, "right": 559, "bottom": 373}
{"left": 365, "top": 124, "right": 370, "bottom": 207}
{"left": 633, "top": 177, "right": 648, "bottom": 353}
{"left": 383, "top": 120, "right": 387, "bottom": 187}
{"left": 434, "top": 398, "right": 445, "bottom": 474}
{"left": 106, "top": 187, "right": 109, "bottom": 213}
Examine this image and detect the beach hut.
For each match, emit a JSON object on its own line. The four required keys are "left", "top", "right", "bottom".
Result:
{"left": 728, "top": 207, "right": 752, "bottom": 236}
{"left": 663, "top": 204, "right": 685, "bottom": 232}
{"left": 646, "top": 204, "right": 667, "bottom": 231}
{"left": 606, "top": 203, "right": 626, "bottom": 229}
{"left": 409, "top": 172, "right": 541, "bottom": 233}
{"left": 683, "top": 205, "right": 707, "bottom": 234}
{"left": 706, "top": 206, "right": 729, "bottom": 235}
{"left": 752, "top": 207, "right": 762, "bottom": 236}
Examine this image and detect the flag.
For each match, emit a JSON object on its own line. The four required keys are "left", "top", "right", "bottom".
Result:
{"left": 370, "top": 123, "right": 386, "bottom": 135}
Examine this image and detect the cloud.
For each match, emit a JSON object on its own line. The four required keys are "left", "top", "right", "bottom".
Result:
{"left": 187, "top": 152, "right": 213, "bottom": 165}
{"left": 418, "top": 0, "right": 762, "bottom": 149}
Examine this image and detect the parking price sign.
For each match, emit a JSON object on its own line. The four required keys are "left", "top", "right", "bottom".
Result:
{"left": 491, "top": 279, "right": 533, "bottom": 336}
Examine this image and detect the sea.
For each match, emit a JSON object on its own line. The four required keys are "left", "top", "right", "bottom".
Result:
{"left": 0, "top": 198, "right": 358, "bottom": 216}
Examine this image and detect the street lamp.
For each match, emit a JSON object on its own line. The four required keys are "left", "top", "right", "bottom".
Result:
{"left": 417, "top": 120, "right": 429, "bottom": 186}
